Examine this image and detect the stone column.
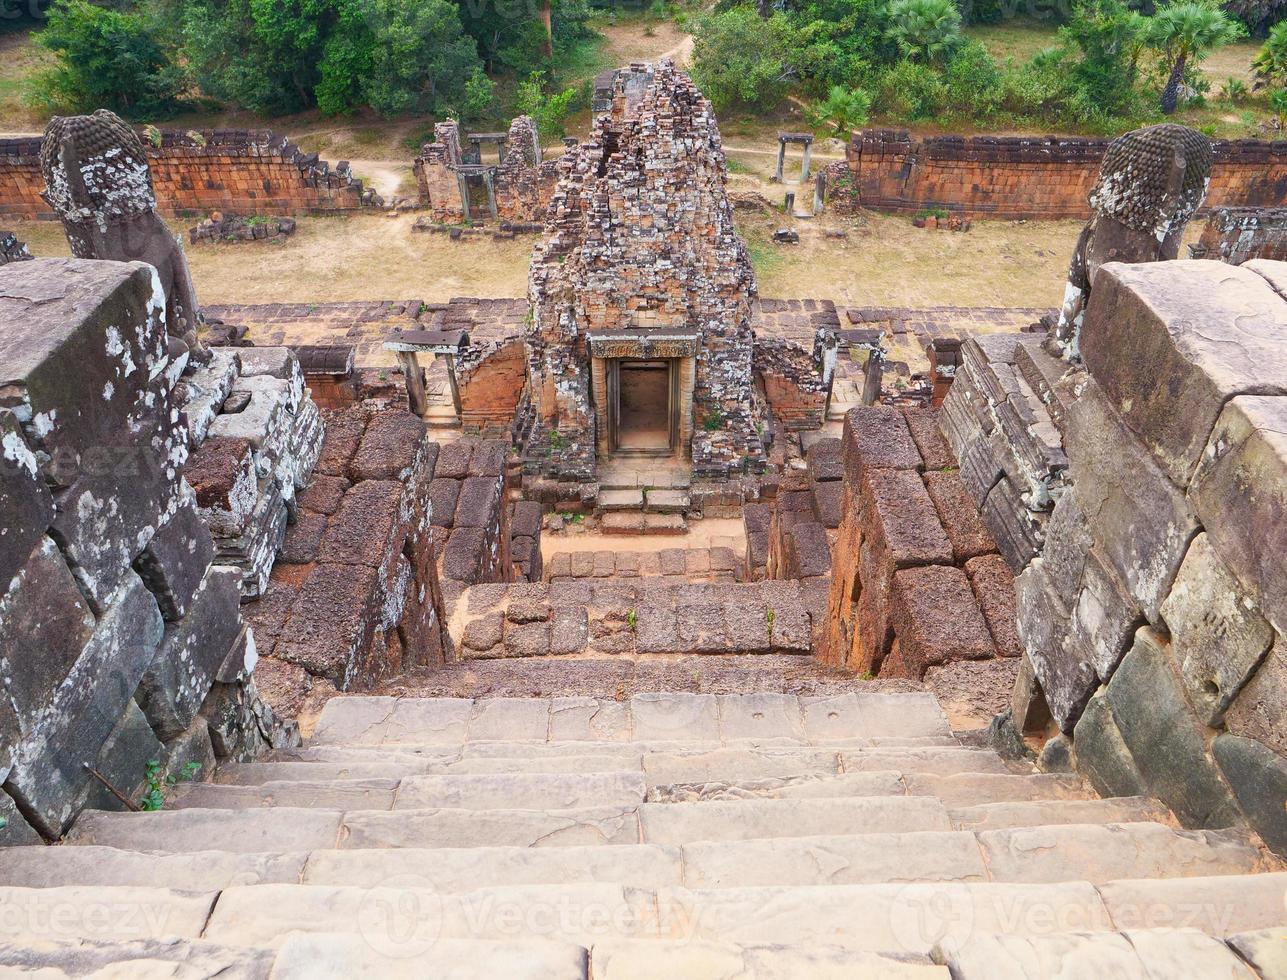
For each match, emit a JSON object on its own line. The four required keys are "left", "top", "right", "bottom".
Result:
{"left": 814, "top": 172, "right": 826, "bottom": 215}
{"left": 677, "top": 356, "right": 696, "bottom": 455}
{"left": 800, "top": 142, "right": 812, "bottom": 182}
{"left": 591, "top": 356, "right": 610, "bottom": 456}
{"left": 775, "top": 141, "right": 786, "bottom": 182}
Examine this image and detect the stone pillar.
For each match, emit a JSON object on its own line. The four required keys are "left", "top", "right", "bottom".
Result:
{"left": 591, "top": 356, "right": 610, "bottom": 456}
{"left": 483, "top": 171, "right": 498, "bottom": 220}
{"left": 814, "top": 172, "right": 826, "bottom": 215}
{"left": 677, "top": 356, "right": 696, "bottom": 455}
{"left": 775, "top": 141, "right": 786, "bottom": 182}
{"left": 800, "top": 142, "right": 812, "bottom": 182}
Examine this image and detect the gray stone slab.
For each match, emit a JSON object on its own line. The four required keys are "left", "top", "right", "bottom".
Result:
{"left": 950, "top": 798, "right": 1171, "bottom": 832}
{"left": 271, "top": 934, "right": 589, "bottom": 979}
{"left": 66, "top": 807, "right": 343, "bottom": 853}
{"left": 0, "top": 410, "right": 52, "bottom": 592}
{"left": 548, "top": 697, "right": 633, "bottom": 742}
{"left": 1097, "top": 872, "right": 1287, "bottom": 934}
{"left": 0, "top": 938, "right": 273, "bottom": 978}
{"left": 1225, "top": 642, "right": 1287, "bottom": 757}
{"left": 1190, "top": 395, "right": 1287, "bottom": 637}
{"left": 340, "top": 805, "right": 641, "bottom": 848}
{"left": 1072, "top": 691, "right": 1148, "bottom": 800}
{"left": 311, "top": 696, "right": 472, "bottom": 745}
{"left": 592, "top": 941, "right": 946, "bottom": 979}
{"left": 394, "top": 771, "right": 646, "bottom": 810}
{"left": 0, "top": 885, "right": 214, "bottom": 943}
{"left": 717, "top": 694, "right": 805, "bottom": 741}
{"left": 0, "top": 845, "right": 306, "bottom": 889}
{"left": 171, "top": 778, "right": 399, "bottom": 811}
{"left": 639, "top": 796, "right": 952, "bottom": 844}
{"left": 1103, "top": 628, "right": 1241, "bottom": 829}
{"left": 1212, "top": 733, "right": 1287, "bottom": 857}
{"left": 1160, "top": 533, "right": 1274, "bottom": 725}
{"left": 1082, "top": 261, "right": 1287, "bottom": 487}
{"left": 1016, "top": 559, "right": 1099, "bottom": 733}
{"left": 132, "top": 484, "right": 216, "bottom": 622}
{"left": 630, "top": 693, "right": 719, "bottom": 741}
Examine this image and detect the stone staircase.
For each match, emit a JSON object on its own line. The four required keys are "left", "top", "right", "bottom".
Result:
{"left": 1, "top": 691, "right": 1284, "bottom": 977}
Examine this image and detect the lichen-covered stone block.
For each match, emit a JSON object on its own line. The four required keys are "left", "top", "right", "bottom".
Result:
{"left": 0, "top": 409, "right": 52, "bottom": 591}
{"left": 133, "top": 483, "right": 217, "bottom": 622}
{"left": 347, "top": 409, "right": 428, "bottom": 482}
{"left": 1212, "top": 733, "right": 1287, "bottom": 856}
{"left": 1160, "top": 533, "right": 1274, "bottom": 726}
{"left": 1225, "top": 642, "right": 1287, "bottom": 757}
{"left": 1103, "top": 627, "right": 1241, "bottom": 829}
{"left": 74, "top": 699, "right": 164, "bottom": 815}
{"left": 1190, "top": 394, "right": 1287, "bottom": 637}
{"left": 136, "top": 565, "right": 243, "bottom": 739}
{"left": 1016, "top": 558, "right": 1098, "bottom": 733}
{"left": 1082, "top": 261, "right": 1287, "bottom": 487}
{"left": 317, "top": 480, "right": 406, "bottom": 569}
{"left": 1063, "top": 377, "right": 1198, "bottom": 621}
{"left": 841, "top": 406, "right": 923, "bottom": 485}
{"left": 1071, "top": 690, "right": 1147, "bottom": 800}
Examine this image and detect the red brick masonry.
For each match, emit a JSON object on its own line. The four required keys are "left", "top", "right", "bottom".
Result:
{"left": 829, "top": 129, "right": 1287, "bottom": 220}
{"left": 0, "top": 129, "right": 373, "bottom": 220}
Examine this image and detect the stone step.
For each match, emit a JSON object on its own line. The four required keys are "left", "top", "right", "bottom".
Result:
{"left": 589, "top": 940, "right": 948, "bottom": 978}
{"left": 949, "top": 798, "right": 1174, "bottom": 831}
{"left": 601, "top": 511, "right": 688, "bottom": 535}
{"left": 904, "top": 772, "right": 1091, "bottom": 806}
{"left": 597, "top": 489, "right": 645, "bottom": 511}
{"left": 648, "top": 771, "right": 1087, "bottom": 805}
{"left": 643, "top": 489, "right": 690, "bottom": 513}
{"left": 171, "top": 777, "right": 400, "bottom": 811}
{"left": 273, "top": 935, "right": 588, "bottom": 980}
{"left": 215, "top": 745, "right": 1010, "bottom": 788}
{"left": 0, "top": 846, "right": 306, "bottom": 891}
{"left": 68, "top": 808, "right": 346, "bottom": 853}
{"left": 309, "top": 693, "right": 955, "bottom": 746}
{"left": 1094, "top": 871, "right": 1287, "bottom": 936}
{"left": 637, "top": 796, "right": 953, "bottom": 845}
{"left": 974, "top": 823, "right": 1266, "bottom": 884}
{"left": 0, "top": 938, "right": 276, "bottom": 977}
{"left": 936, "top": 929, "right": 1257, "bottom": 979}
{"left": 0, "top": 886, "right": 216, "bottom": 945}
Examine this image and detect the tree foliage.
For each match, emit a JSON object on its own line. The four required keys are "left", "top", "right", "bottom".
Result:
{"left": 1146, "top": 0, "right": 1246, "bottom": 112}
{"left": 1253, "top": 19, "right": 1287, "bottom": 86}
{"left": 33, "top": 0, "right": 187, "bottom": 117}
{"left": 886, "top": 0, "right": 964, "bottom": 64}
{"left": 691, "top": 7, "right": 803, "bottom": 110}
{"left": 805, "top": 84, "right": 872, "bottom": 133}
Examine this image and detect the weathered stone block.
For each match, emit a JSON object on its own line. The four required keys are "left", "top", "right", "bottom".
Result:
{"left": 317, "top": 481, "right": 406, "bottom": 569}
{"left": 346, "top": 409, "right": 427, "bottom": 482}
{"left": 1063, "top": 378, "right": 1198, "bottom": 621}
{"left": 785, "top": 521, "right": 831, "bottom": 579}
{"left": 810, "top": 480, "right": 843, "bottom": 529}
{"left": 549, "top": 606, "right": 589, "bottom": 655}
{"left": 1212, "top": 733, "right": 1287, "bottom": 856}
{"left": 278, "top": 510, "right": 327, "bottom": 565}
{"left": 314, "top": 406, "right": 367, "bottom": 478}
{"left": 454, "top": 476, "right": 501, "bottom": 528}
{"left": 888, "top": 564, "right": 995, "bottom": 678}
{"left": 1071, "top": 689, "right": 1146, "bottom": 800}
{"left": 0, "top": 410, "right": 52, "bottom": 591}
{"left": 1160, "top": 533, "right": 1275, "bottom": 726}
{"left": 433, "top": 440, "right": 472, "bottom": 479}
{"left": 201, "top": 676, "right": 298, "bottom": 761}
{"left": 468, "top": 440, "right": 508, "bottom": 478}
{"left": 441, "top": 526, "right": 486, "bottom": 583}
{"left": 1082, "top": 261, "right": 1287, "bottom": 487}
{"left": 0, "top": 538, "right": 95, "bottom": 720}
{"left": 6, "top": 570, "right": 163, "bottom": 836}
{"left": 137, "top": 566, "right": 244, "bottom": 740}
{"left": 0, "top": 789, "right": 43, "bottom": 845}
{"left": 1016, "top": 559, "right": 1098, "bottom": 734}
{"left": 1224, "top": 642, "right": 1287, "bottom": 757}
{"left": 965, "top": 553, "right": 1021, "bottom": 658}
{"left": 186, "top": 437, "right": 257, "bottom": 537}
{"left": 1010, "top": 654, "right": 1051, "bottom": 735}
{"left": 1190, "top": 395, "right": 1287, "bottom": 636}
{"left": 805, "top": 437, "right": 843, "bottom": 481}
{"left": 75, "top": 699, "right": 164, "bottom": 815}
{"left": 428, "top": 478, "right": 461, "bottom": 528}
{"left": 273, "top": 563, "right": 380, "bottom": 685}
{"left": 1103, "top": 627, "right": 1241, "bottom": 829}
{"left": 511, "top": 500, "right": 542, "bottom": 538}
{"left": 1037, "top": 488, "right": 1093, "bottom": 610}
{"left": 133, "top": 484, "right": 216, "bottom": 621}
{"left": 841, "top": 406, "right": 922, "bottom": 485}
{"left": 1069, "top": 549, "right": 1141, "bottom": 683}
{"left": 297, "top": 474, "right": 350, "bottom": 516}
{"left": 502, "top": 620, "right": 550, "bottom": 657}
{"left": 861, "top": 468, "right": 953, "bottom": 569}
{"left": 923, "top": 470, "right": 996, "bottom": 564}
{"left": 979, "top": 477, "right": 1043, "bottom": 574}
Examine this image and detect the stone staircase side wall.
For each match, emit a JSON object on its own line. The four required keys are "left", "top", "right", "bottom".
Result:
{"left": 953, "top": 258, "right": 1287, "bottom": 857}
{"left": 0, "top": 258, "right": 295, "bottom": 844}
{"left": 1193, "top": 206, "right": 1287, "bottom": 265}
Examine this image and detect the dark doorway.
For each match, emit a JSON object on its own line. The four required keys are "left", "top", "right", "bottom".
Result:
{"left": 612, "top": 359, "right": 674, "bottom": 453}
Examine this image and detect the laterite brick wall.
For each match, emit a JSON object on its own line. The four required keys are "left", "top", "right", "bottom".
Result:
{"left": 831, "top": 129, "right": 1287, "bottom": 220}
{"left": 0, "top": 130, "right": 372, "bottom": 221}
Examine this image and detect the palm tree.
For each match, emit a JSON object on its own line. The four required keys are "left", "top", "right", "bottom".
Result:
{"left": 1147, "top": 0, "right": 1246, "bottom": 114}
{"left": 1252, "top": 20, "right": 1287, "bottom": 90}
{"left": 887, "top": 0, "right": 963, "bottom": 66}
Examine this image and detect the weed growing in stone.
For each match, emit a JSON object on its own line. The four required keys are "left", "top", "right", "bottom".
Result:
{"left": 139, "top": 760, "right": 202, "bottom": 812}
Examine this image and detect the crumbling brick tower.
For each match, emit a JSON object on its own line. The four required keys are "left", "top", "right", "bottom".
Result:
{"left": 525, "top": 61, "right": 764, "bottom": 481}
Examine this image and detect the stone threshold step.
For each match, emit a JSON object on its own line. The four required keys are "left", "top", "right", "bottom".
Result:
{"left": 9, "top": 824, "right": 1264, "bottom": 892}
{"left": 65, "top": 795, "right": 1178, "bottom": 853}
{"left": 601, "top": 512, "right": 688, "bottom": 535}
{"left": 218, "top": 745, "right": 1014, "bottom": 787}
{"left": 7, "top": 876, "right": 1283, "bottom": 954}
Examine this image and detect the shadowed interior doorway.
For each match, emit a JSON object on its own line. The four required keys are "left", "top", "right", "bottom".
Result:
{"left": 613, "top": 359, "right": 674, "bottom": 452}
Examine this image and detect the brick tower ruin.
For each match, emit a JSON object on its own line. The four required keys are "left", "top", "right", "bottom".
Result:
{"left": 525, "top": 61, "right": 764, "bottom": 481}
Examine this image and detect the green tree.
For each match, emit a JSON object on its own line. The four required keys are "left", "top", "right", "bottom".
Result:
{"left": 691, "top": 6, "right": 802, "bottom": 111}
{"left": 886, "top": 0, "right": 963, "bottom": 65}
{"left": 32, "top": 0, "right": 187, "bottom": 117}
{"left": 1271, "top": 85, "right": 1287, "bottom": 124}
{"left": 1059, "top": 0, "right": 1149, "bottom": 116}
{"left": 806, "top": 84, "right": 872, "bottom": 134}
{"left": 1146, "top": 0, "right": 1246, "bottom": 113}
{"left": 359, "top": 0, "right": 486, "bottom": 116}
{"left": 514, "top": 70, "right": 580, "bottom": 137}
{"left": 1252, "top": 19, "right": 1287, "bottom": 88}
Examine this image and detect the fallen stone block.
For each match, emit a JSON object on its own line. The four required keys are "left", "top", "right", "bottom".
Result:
{"left": 132, "top": 483, "right": 217, "bottom": 622}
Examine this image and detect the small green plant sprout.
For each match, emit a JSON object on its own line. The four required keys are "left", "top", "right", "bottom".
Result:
{"left": 702, "top": 407, "right": 725, "bottom": 432}
{"left": 859, "top": 670, "right": 876, "bottom": 681}
{"left": 627, "top": 608, "right": 638, "bottom": 629}
{"left": 1272, "top": 89, "right": 1287, "bottom": 130}
{"left": 143, "top": 124, "right": 162, "bottom": 148}
{"left": 1220, "top": 77, "right": 1248, "bottom": 102}
{"left": 186, "top": 130, "right": 208, "bottom": 148}
{"left": 766, "top": 607, "right": 776, "bottom": 639}
{"left": 139, "top": 759, "right": 202, "bottom": 811}
{"left": 548, "top": 430, "right": 570, "bottom": 450}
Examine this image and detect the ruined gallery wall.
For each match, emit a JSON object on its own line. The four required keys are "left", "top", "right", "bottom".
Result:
{"left": 832, "top": 129, "right": 1287, "bottom": 219}
{"left": 0, "top": 130, "right": 373, "bottom": 221}
{"left": 1193, "top": 206, "right": 1287, "bottom": 264}
{"left": 0, "top": 258, "right": 297, "bottom": 844}
{"left": 942, "top": 258, "right": 1287, "bottom": 857}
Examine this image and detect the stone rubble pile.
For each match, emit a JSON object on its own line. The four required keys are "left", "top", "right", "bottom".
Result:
{"left": 0, "top": 258, "right": 295, "bottom": 843}
{"left": 189, "top": 214, "right": 298, "bottom": 245}
{"left": 0, "top": 230, "right": 31, "bottom": 264}
{"left": 184, "top": 348, "right": 324, "bottom": 599}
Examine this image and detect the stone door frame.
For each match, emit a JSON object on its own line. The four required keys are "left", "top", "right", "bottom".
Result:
{"left": 587, "top": 330, "right": 699, "bottom": 462}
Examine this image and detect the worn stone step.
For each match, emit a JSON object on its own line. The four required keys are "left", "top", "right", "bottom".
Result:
{"left": 590, "top": 940, "right": 948, "bottom": 978}
{"left": 679, "top": 832, "right": 989, "bottom": 888}
{"left": 303, "top": 843, "right": 682, "bottom": 890}
{"left": 0, "top": 938, "right": 275, "bottom": 977}
{"left": 221, "top": 754, "right": 646, "bottom": 784}
{"left": 1096, "top": 872, "right": 1287, "bottom": 935}
{"left": 68, "top": 807, "right": 344, "bottom": 853}
{"left": 644, "top": 747, "right": 1009, "bottom": 787}
{"left": 203, "top": 882, "right": 653, "bottom": 949}
{"left": 976, "top": 823, "right": 1266, "bottom": 884}
{"left": 0, "top": 846, "right": 305, "bottom": 890}
{"left": 904, "top": 772, "right": 1091, "bottom": 806}
{"left": 342, "top": 805, "right": 641, "bottom": 849}
{"left": 0, "top": 886, "right": 216, "bottom": 944}
{"left": 1227, "top": 927, "right": 1287, "bottom": 978}
{"left": 272, "top": 935, "right": 588, "bottom": 979}
{"left": 638, "top": 796, "right": 952, "bottom": 845}
{"left": 643, "top": 489, "right": 691, "bottom": 513}
{"left": 392, "top": 772, "right": 647, "bottom": 810}
{"left": 171, "top": 777, "right": 399, "bottom": 810}
{"left": 648, "top": 771, "right": 905, "bottom": 803}
{"left": 309, "top": 693, "right": 955, "bottom": 746}
{"left": 597, "top": 489, "right": 645, "bottom": 511}
{"left": 935, "top": 929, "right": 1257, "bottom": 979}
{"left": 649, "top": 882, "right": 1113, "bottom": 953}
{"left": 950, "top": 798, "right": 1174, "bottom": 831}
